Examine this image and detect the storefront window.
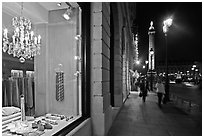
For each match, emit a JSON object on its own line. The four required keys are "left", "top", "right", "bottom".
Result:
{"left": 2, "top": 2, "right": 89, "bottom": 136}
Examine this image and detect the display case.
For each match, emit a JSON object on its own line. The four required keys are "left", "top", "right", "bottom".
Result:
{"left": 2, "top": 2, "right": 90, "bottom": 136}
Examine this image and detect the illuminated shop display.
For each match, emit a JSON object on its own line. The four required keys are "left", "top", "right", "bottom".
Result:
{"left": 2, "top": 2, "right": 87, "bottom": 136}
{"left": 134, "top": 33, "right": 139, "bottom": 64}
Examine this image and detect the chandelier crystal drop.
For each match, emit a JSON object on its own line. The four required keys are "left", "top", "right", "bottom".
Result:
{"left": 2, "top": 5, "right": 41, "bottom": 63}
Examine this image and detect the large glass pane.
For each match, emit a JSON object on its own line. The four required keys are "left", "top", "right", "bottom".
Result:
{"left": 2, "top": 2, "right": 82, "bottom": 136}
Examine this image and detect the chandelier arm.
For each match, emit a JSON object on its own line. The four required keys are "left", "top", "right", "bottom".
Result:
{"left": 21, "top": 2, "right": 23, "bottom": 16}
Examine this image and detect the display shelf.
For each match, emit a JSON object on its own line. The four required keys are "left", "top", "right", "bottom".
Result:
{"left": 2, "top": 115, "right": 81, "bottom": 136}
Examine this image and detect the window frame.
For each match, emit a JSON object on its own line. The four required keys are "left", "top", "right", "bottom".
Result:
{"left": 53, "top": 2, "right": 90, "bottom": 136}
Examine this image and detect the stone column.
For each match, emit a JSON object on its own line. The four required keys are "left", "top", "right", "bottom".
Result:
{"left": 148, "top": 21, "right": 155, "bottom": 70}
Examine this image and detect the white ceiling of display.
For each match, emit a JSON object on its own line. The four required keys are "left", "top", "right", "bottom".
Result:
{"left": 2, "top": 2, "right": 68, "bottom": 24}
{"left": 37, "top": 2, "right": 68, "bottom": 11}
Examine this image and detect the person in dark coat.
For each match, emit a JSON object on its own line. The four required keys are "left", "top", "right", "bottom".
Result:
{"left": 140, "top": 79, "right": 149, "bottom": 102}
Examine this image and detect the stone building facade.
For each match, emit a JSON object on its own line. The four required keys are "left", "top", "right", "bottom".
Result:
{"left": 88, "top": 2, "right": 136, "bottom": 135}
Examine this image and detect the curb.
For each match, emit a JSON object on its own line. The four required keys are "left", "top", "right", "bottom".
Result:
{"left": 170, "top": 94, "right": 202, "bottom": 115}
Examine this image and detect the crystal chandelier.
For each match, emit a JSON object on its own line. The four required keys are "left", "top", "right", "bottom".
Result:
{"left": 2, "top": 3, "right": 41, "bottom": 63}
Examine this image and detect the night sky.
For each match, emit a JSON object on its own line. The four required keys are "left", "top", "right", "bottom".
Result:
{"left": 135, "top": 2, "right": 202, "bottom": 63}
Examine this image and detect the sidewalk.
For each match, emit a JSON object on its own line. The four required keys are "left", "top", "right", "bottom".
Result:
{"left": 107, "top": 91, "right": 202, "bottom": 136}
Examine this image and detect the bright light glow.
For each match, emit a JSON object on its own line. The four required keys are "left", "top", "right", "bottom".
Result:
{"left": 136, "top": 37, "right": 138, "bottom": 41}
{"left": 191, "top": 67, "right": 194, "bottom": 70}
{"left": 75, "top": 35, "right": 81, "bottom": 40}
{"left": 63, "top": 13, "right": 70, "bottom": 20}
{"left": 74, "top": 56, "right": 81, "bottom": 61}
{"left": 63, "top": 7, "right": 72, "bottom": 20}
{"left": 170, "top": 80, "right": 176, "bottom": 84}
{"left": 74, "top": 56, "right": 78, "bottom": 60}
{"left": 134, "top": 33, "right": 139, "bottom": 62}
{"left": 143, "top": 65, "right": 145, "bottom": 69}
{"left": 192, "top": 65, "right": 196, "bottom": 68}
{"left": 145, "top": 60, "right": 148, "bottom": 64}
{"left": 163, "top": 25, "right": 168, "bottom": 33}
{"left": 136, "top": 60, "right": 140, "bottom": 64}
{"left": 163, "top": 18, "right": 173, "bottom": 27}
{"left": 195, "top": 69, "right": 198, "bottom": 71}
{"left": 185, "top": 83, "right": 194, "bottom": 87}
{"left": 163, "top": 18, "right": 173, "bottom": 34}
{"left": 57, "top": 2, "right": 62, "bottom": 6}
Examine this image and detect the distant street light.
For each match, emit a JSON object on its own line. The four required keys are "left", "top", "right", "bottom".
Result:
{"left": 145, "top": 60, "right": 149, "bottom": 74}
{"left": 136, "top": 60, "right": 140, "bottom": 65}
{"left": 163, "top": 18, "right": 173, "bottom": 34}
{"left": 192, "top": 65, "right": 198, "bottom": 84}
{"left": 163, "top": 17, "right": 173, "bottom": 102}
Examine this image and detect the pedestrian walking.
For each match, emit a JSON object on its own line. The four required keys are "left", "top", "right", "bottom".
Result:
{"left": 155, "top": 79, "right": 165, "bottom": 108}
{"left": 139, "top": 78, "right": 149, "bottom": 102}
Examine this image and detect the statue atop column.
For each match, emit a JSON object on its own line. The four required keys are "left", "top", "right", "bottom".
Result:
{"left": 149, "top": 21, "right": 154, "bottom": 30}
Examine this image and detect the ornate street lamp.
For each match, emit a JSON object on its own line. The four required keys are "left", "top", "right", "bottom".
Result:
{"left": 163, "top": 17, "right": 173, "bottom": 102}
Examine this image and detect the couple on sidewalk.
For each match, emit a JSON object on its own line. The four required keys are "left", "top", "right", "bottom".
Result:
{"left": 139, "top": 78, "right": 166, "bottom": 108}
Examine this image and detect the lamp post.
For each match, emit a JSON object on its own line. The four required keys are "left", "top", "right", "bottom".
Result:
{"left": 150, "top": 48, "right": 154, "bottom": 91}
{"left": 163, "top": 18, "right": 173, "bottom": 102}
{"left": 145, "top": 60, "right": 149, "bottom": 74}
{"left": 142, "top": 65, "right": 146, "bottom": 75}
